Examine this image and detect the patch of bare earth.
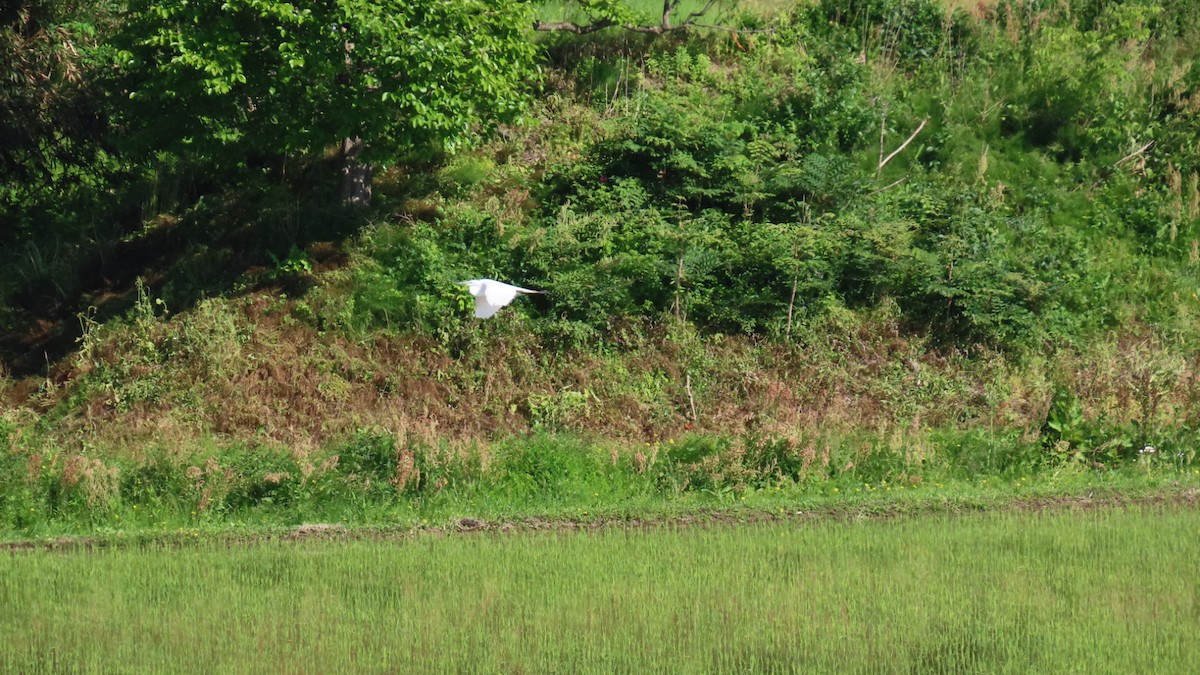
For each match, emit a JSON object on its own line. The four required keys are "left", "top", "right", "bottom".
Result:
{"left": 281, "top": 523, "right": 348, "bottom": 541}
{"left": 4, "top": 488, "right": 1198, "bottom": 553}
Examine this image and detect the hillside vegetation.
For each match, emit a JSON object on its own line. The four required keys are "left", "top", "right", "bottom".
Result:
{"left": 2, "top": 0, "right": 1200, "bottom": 536}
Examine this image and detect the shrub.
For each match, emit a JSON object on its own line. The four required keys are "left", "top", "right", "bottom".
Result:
{"left": 0, "top": 423, "right": 49, "bottom": 530}
{"left": 218, "top": 445, "right": 303, "bottom": 512}
{"left": 493, "top": 434, "right": 609, "bottom": 500}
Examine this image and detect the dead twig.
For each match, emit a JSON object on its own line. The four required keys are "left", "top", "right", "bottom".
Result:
{"left": 878, "top": 117, "right": 930, "bottom": 172}
{"left": 786, "top": 271, "right": 799, "bottom": 340}
{"left": 1114, "top": 140, "right": 1155, "bottom": 167}
{"left": 685, "top": 373, "right": 698, "bottom": 423}
{"left": 869, "top": 176, "right": 909, "bottom": 195}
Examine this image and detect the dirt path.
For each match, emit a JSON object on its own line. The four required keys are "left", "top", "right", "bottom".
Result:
{"left": 4, "top": 486, "right": 1198, "bottom": 554}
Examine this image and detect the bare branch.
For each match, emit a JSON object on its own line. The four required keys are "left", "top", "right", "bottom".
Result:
{"left": 1114, "top": 140, "right": 1155, "bottom": 167}
{"left": 685, "top": 372, "right": 698, "bottom": 423}
{"left": 878, "top": 116, "right": 930, "bottom": 172}
{"left": 688, "top": 23, "right": 774, "bottom": 34}
{"left": 869, "top": 176, "right": 908, "bottom": 195}
{"left": 622, "top": 23, "right": 674, "bottom": 34}
{"left": 681, "top": 0, "right": 721, "bottom": 27}
{"left": 535, "top": 0, "right": 729, "bottom": 35}
{"left": 533, "top": 18, "right": 617, "bottom": 34}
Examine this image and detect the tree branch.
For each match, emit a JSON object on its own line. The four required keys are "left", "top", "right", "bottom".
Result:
{"left": 681, "top": 0, "right": 720, "bottom": 27}
{"left": 1114, "top": 140, "right": 1154, "bottom": 167}
{"left": 532, "top": 18, "right": 616, "bottom": 34}
{"left": 685, "top": 372, "right": 698, "bottom": 423}
{"left": 662, "top": 0, "right": 676, "bottom": 30}
{"left": 878, "top": 116, "right": 930, "bottom": 172}
{"left": 869, "top": 176, "right": 908, "bottom": 195}
{"left": 688, "top": 22, "right": 773, "bottom": 34}
{"left": 534, "top": 0, "right": 725, "bottom": 35}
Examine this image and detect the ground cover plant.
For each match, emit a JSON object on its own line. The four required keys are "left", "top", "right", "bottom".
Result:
{"left": 3, "top": 504, "right": 1197, "bottom": 672}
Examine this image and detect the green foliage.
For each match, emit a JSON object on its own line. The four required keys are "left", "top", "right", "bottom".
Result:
{"left": 339, "top": 219, "right": 489, "bottom": 335}
{"left": 1043, "top": 387, "right": 1088, "bottom": 450}
{"left": 1008, "top": 3, "right": 1161, "bottom": 160}
{"left": 439, "top": 156, "right": 498, "bottom": 194}
{"left": 0, "top": 1, "right": 129, "bottom": 323}
{"left": 114, "top": 0, "right": 539, "bottom": 163}
{"left": 0, "top": 0, "right": 115, "bottom": 213}
{"left": 527, "top": 388, "right": 595, "bottom": 431}
{"left": 0, "top": 419, "right": 46, "bottom": 530}
{"left": 7, "top": 0, "right": 1200, "bottom": 358}
{"left": 805, "top": 0, "right": 969, "bottom": 65}
{"left": 2, "top": 422, "right": 1197, "bottom": 536}
{"left": 1040, "top": 385, "right": 1159, "bottom": 467}
{"left": 120, "top": 454, "right": 195, "bottom": 512}
{"left": 650, "top": 435, "right": 733, "bottom": 493}
{"left": 493, "top": 434, "right": 613, "bottom": 501}
{"left": 883, "top": 180, "right": 1095, "bottom": 344}
{"left": 931, "top": 428, "right": 1041, "bottom": 478}
{"left": 538, "top": 0, "right": 714, "bottom": 32}
{"left": 330, "top": 429, "right": 398, "bottom": 494}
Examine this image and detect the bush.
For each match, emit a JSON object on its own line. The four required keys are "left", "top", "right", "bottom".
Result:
{"left": 0, "top": 423, "right": 49, "bottom": 530}
{"left": 493, "top": 434, "right": 610, "bottom": 500}
{"left": 802, "top": 0, "right": 979, "bottom": 66}
{"left": 217, "top": 445, "right": 303, "bottom": 512}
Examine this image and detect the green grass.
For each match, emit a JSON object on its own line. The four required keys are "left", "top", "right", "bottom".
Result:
{"left": 4, "top": 421, "right": 1199, "bottom": 543}
{"left": 2, "top": 505, "right": 1196, "bottom": 672}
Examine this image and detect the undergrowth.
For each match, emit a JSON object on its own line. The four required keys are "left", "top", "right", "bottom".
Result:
{"left": 2, "top": 419, "right": 1198, "bottom": 539}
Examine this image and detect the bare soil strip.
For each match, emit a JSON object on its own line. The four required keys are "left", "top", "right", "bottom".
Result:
{"left": 3, "top": 487, "right": 1197, "bottom": 554}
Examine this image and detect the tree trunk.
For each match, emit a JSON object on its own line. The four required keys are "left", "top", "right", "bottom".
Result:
{"left": 340, "top": 136, "right": 372, "bottom": 207}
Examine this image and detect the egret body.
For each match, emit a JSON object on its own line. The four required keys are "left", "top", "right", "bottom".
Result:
{"left": 461, "top": 278, "right": 543, "bottom": 318}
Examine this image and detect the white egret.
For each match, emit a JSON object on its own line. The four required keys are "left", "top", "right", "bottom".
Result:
{"left": 460, "top": 278, "right": 543, "bottom": 318}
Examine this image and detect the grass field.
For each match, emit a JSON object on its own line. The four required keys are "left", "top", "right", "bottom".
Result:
{"left": 3, "top": 505, "right": 1196, "bottom": 673}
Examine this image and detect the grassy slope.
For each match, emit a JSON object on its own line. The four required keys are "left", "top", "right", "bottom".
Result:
{"left": 3, "top": 0, "right": 1200, "bottom": 538}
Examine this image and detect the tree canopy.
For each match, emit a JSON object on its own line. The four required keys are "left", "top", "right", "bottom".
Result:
{"left": 115, "top": 0, "right": 540, "bottom": 164}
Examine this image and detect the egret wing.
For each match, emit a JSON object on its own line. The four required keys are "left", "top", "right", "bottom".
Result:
{"left": 461, "top": 279, "right": 540, "bottom": 318}
{"left": 483, "top": 282, "right": 520, "bottom": 308}
{"left": 474, "top": 296, "right": 503, "bottom": 318}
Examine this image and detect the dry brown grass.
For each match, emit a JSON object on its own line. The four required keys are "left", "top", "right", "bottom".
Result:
{"left": 4, "top": 286, "right": 1199, "bottom": 465}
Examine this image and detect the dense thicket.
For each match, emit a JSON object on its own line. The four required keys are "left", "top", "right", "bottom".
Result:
{"left": 342, "top": 0, "right": 1200, "bottom": 351}
{"left": 3, "top": 0, "right": 1198, "bottom": 358}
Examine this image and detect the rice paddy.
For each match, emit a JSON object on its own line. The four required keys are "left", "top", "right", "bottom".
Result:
{"left": 3, "top": 505, "right": 1197, "bottom": 673}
